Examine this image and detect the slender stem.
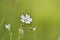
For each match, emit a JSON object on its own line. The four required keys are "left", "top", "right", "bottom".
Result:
{"left": 18, "top": 34, "right": 23, "bottom": 40}
{"left": 18, "top": 35, "right": 20, "bottom": 40}
{"left": 9, "top": 29, "right": 12, "bottom": 40}
{"left": 18, "top": 23, "right": 24, "bottom": 40}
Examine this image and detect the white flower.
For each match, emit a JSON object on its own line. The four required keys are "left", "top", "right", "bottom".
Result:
{"left": 32, "top": 27, "right": 36, "bottom": 31}
{"left": 20, "top": 14, "right": 32, "bottom": 24}
{"left": 5, "top": 24, "right": 10, "bottom": 30}
{"left": 19, "top": 28, "right": 24, "bottom": 34}
{"left": 29, "top": 27, "right": 36, "bottom": 31}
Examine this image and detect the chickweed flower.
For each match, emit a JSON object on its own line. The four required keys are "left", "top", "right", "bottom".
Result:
{"left": 5, "top": 24, "right": 11, "bottom": 30}
{"left": 29, "top": 27, "right": 36, "bottom": 31}
{"left": 20, "top": 14, "right": 32, "bottom": 24}
{"left": 19, "top": 28, "right": 24, "bottom": 34}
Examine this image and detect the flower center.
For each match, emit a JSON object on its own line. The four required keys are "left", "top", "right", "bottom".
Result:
{"left": 24, "top": 19, "right": 27, "bottom": 23}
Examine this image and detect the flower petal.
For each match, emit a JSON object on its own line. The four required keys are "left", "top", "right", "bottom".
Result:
{"left": 5, "top": 24, "right": 10, "bottom": 29}
{"left": 32, "top": 27, "right": 36, "bottom": 31}
{"left": 20, "top": 15, "right": 24, "bottom": 18}
{"left": 26, "top": 21, "right": 30, "bottom": 24}
{"left": 26, "top": 14, "right": 30, "bottom": 18}
{"left": 21, "top": 19, "right": 25, "bottom": 23}
{"left": 28, "top": 18, "right": 32, "bottom": 22}
{"left": 21, "top": 16, "right": 26, "bottom": 23}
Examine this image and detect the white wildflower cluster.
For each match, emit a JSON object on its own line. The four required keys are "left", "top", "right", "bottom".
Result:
{"left": 5, "top": 14, "right": 36, "bottom": 34}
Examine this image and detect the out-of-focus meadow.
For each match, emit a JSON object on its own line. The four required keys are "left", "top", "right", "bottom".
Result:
{"left": 0, "top": 0, "right": 60, "bottom": 40}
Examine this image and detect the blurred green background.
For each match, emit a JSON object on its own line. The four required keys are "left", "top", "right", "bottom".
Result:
{"left": 0, "top": 0, "right": 60, "bottom": 40}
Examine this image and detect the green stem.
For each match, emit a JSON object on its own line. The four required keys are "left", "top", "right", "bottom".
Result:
{"left": 18, "top": 35, "right": 23, "bottom": 40}
{"left": 18, "top": 24, "right": 24, "bottom": 40}
{"left": 9, "top": 29, "right": 12, "bottom": 40}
